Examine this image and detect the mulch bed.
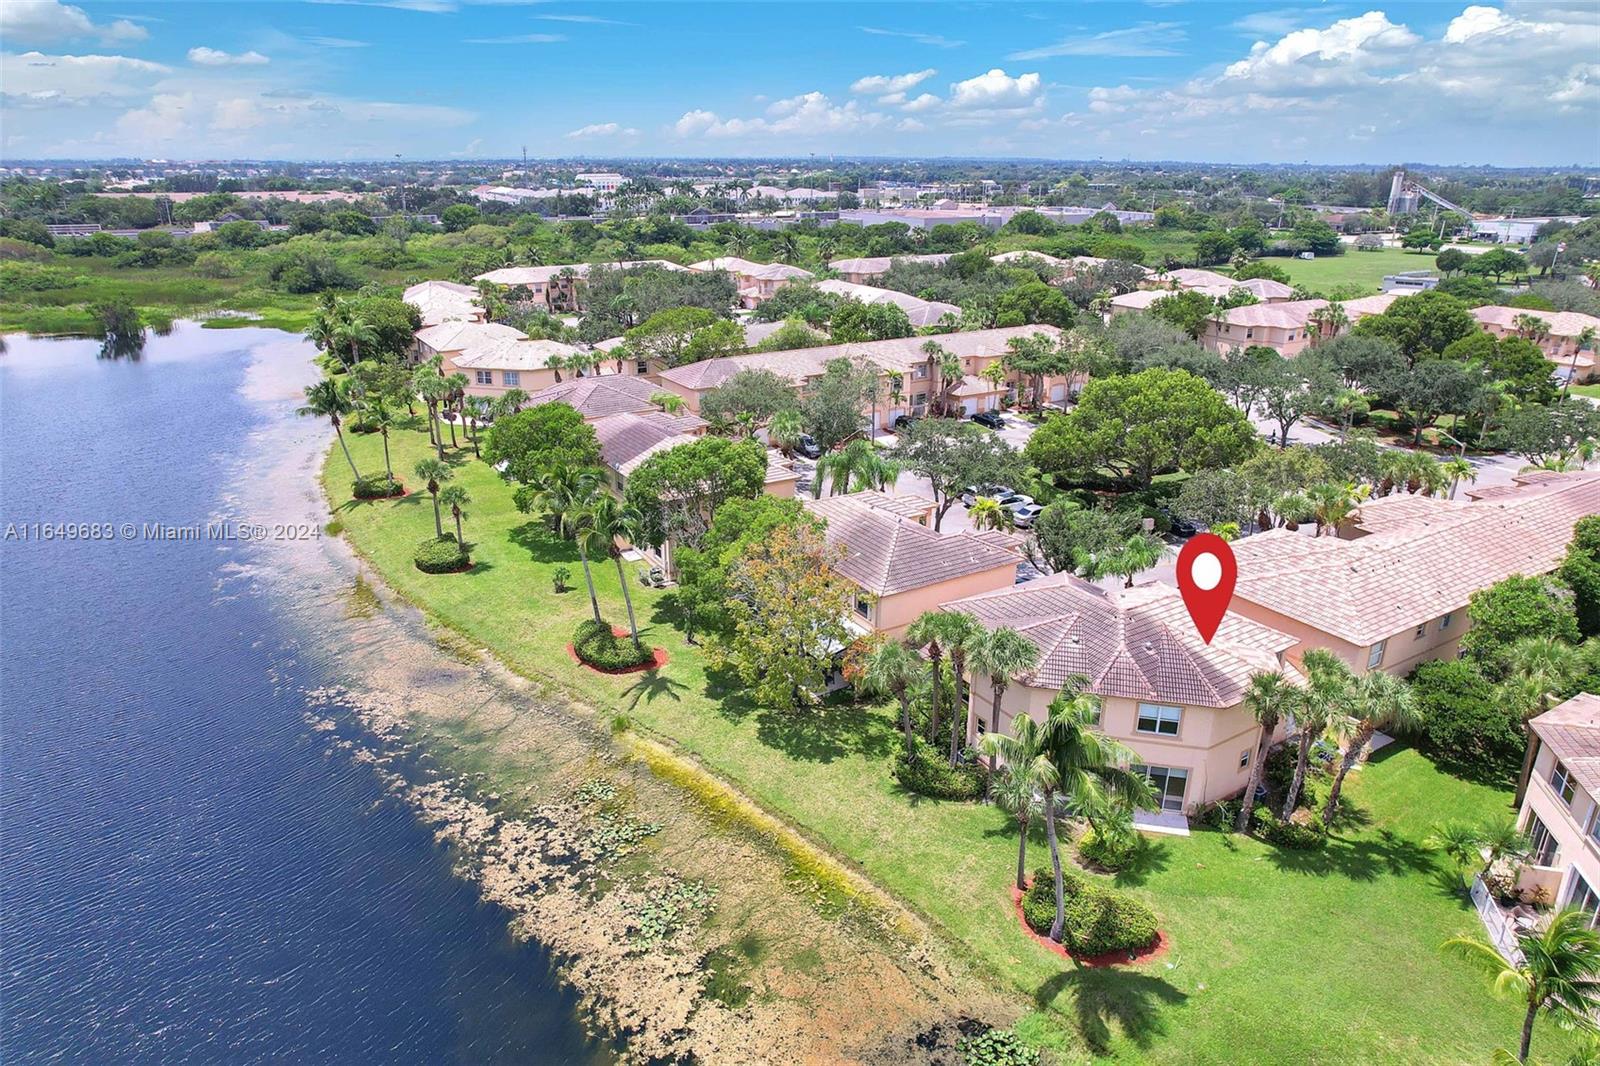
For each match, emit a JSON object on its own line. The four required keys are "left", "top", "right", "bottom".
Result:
{"left": 1010, "top": 879, "right": 1170, "bottom": 968}
{"left": 565, "top": 626, "right": 670, "bottom": 675}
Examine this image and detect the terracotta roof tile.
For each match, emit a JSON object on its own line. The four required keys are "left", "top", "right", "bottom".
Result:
{"left": 1531, "top": 694, "right": 1600, "bottom": 795}
{"left": 803, "top": 492, "right": 1018, "bottom": 596}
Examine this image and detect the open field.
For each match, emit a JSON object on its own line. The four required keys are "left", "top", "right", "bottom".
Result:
{"left": 321, "top": 416, "right": 1561, "bottom": 1063}
{"left": 1275, "top": 247, "right": 1442, "bottom": 294}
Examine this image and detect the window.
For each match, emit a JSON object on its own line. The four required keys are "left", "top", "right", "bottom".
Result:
{"left": 636, "top": 361, "right": 649, "bottom": 376}
{"left": 1568, "top": 873, "right": 1600, "bottom": 927}
{"left": 913, "top": 365, "right": 928, "bottom": 379}
{"left": 976, "top": 718, "right": 987, "bottom": 736}
{"left": 1440, "top": 613, "right": 1453, "bottom": 632}
{"left": 854, "top": 596, "right": 871, "bottom": 620}
{"left": 1239, "top": 749, "right": 1251, "bottom": 770}
{"left": 1552, "top": 760, "right": 1578, "bottom": 804}
{"left": 1137, "top": 703, "right": 1182, "bottom": 737}
{"left": 1245, "top": 328, "right": 1255, "bottom": 339}
{"left": 912, "top": 391, "right": 927, "bottom": 407}
{"left": 475, "top": 370, "right": 493, "bottom": 386}
{"left": 502, "top": 370, "right": 520, "bottom": 387}
{"left": 1133, "top": 764, "right": 1189, "bottom": 813}
{"left": 1528, "top": 812, "right": 1559, "bottom": 866}
{"left": 1589, "top": 807, "right": 1600, "bottom": 849}
{"left": 1414, "top": 623, "right": 1428, "bottom": 640}
{"left": 1367, "top": 640, "right": 1386, "bottom": 670}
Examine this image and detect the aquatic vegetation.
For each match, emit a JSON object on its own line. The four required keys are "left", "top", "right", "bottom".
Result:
{"left": 630, "top": 878, "right": 715, "bottom": 949}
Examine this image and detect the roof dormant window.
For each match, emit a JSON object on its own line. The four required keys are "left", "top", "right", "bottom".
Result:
{"left": 1367, "top": 640, "right": 1387, "bottom": 669}
{"left": 1137, "top": 703, "right": 1182, "bottom": 737}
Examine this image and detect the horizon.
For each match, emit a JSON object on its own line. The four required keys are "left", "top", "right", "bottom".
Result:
{"left": 3, "top": 0, "right": 1597, "bottom": 167}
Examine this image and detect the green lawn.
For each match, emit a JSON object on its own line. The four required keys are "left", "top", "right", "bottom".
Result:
{"left": 1277, "top": 247, "right": 1443, "bottom": 295}
{"left": 1570, "top": 382, "right": 1600, "bottom": 400}
{"left": 323, "top": 417, "right": 1559, "bottom": 1064}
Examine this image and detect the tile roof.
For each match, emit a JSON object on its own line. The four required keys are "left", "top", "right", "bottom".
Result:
{"left": 1230, "top": 472, "right": 1600, "bottom": 646}
{"left": 1213, "top": 292, "right": 1400, "bottom": 330}
{"left": 814, "top": 279, "right": 961, "bottom": 326}
{"left": 1530, "top": 694, "right": 1600, "bottom": 796}
{"left": 473, "top": 260, "right": 687, "bottom": 286}
{"left": 1473, "top": 305, "right": 1600, "bottom": 339}
{"left": 827, "top": 253, "right": 953, "bottom": 276}
{"left": 658, "top": 325, "right": 1064, "bottom": 393}
{"left": 689, "top": 256, "right": 814, "bottom": 282}
{"left": 1346, "top": 492, "right": 1469, "bottom": 535}
{"left": 803, "top": 491, "right": 1019, "bottom": 596}
{"left": 527, "top": 375, "right": 662, "bottom": 420}
{"left": 942, "top": 573, "right": 1298, "bottom": 707}
{"left": 418, "top": 321, "right": 582, "bottom": 370}
{"left": 415, "top": 319, "right": 525, "bottom": 353}
{"left": 1165, "top": 267, "right": 1237, "bottom": 289}
{"left": 592, "top": 411, "right": 709, "bottom": 469}
{"left": 402, "top": 279, "right": 481, "bottom": 327}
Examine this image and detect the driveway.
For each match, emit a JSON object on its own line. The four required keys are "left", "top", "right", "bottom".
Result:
{"left": 884, "top": 413, "right": 1037, "bottom": 534}
{"left": 1252, "top": 414, "right": 1529, "bottom": 493}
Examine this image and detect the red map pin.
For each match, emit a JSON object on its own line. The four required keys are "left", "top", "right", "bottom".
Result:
{"left": 1176, "top": 533, "right": 1237, "bottom": 645}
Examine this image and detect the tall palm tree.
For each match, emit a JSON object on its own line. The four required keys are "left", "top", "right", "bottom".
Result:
{"left": 1564, "top": 327, "right": 1597, "bottom": 401}
{"left": 463, "top": 396, "right": 491, "bottom": 458}
{"left": 1443, "top": 456, "right": 1477, "bottom": 499}
{"left": 369, "top": 397, "right": 397, "bottom": 483}
{"left": 439, "top": 484, "right": 470, "bottom": 546}
{"left": 579, "top": 493, "right": 645, "bottom": 648}
{"left": 413, "top": 369, "right": 450, "bottom": 460}
{"left": 1036, "top": 685, "right": 1157, "bottom": 943}
{"left": 940, "top": 612, "right": 983, "bottom": 764}
{"left": 1282, "top": 649, "right": 1353, "bottom": 819}
{"left": 330, "top": 313, "right": 378, "bottom": 368}
{"left": 1445, "top": 908, "right": 1600, "bottom": 1064}
{"left": 811, "top": 439, "right": 900, "bottom": 497}
{"left": 1236, "top": 671, "right": 1300, "bottom": 833}
{"left": 1321, "top": 669, "right": 1418, "bottom": 823}
{"left": 978, "top": 714, "right": 1053, "bottom": 890}
{"left": 968, "top": 626, "right": 1040, "bottom": 796}
{"left": 414, "top": 458, "right": 451, "bottom": 538}
{"left": 859, "top": 638, "right": 921, "bottom": 754}
{"left": 442, "top": 372, "right": 469, "bottom": 449}
{"left": 768, "top": 408, "right": 806, "bottom": 456}
{"left": 907, "top": 612, "right": 961, "bottom": 748}
{"left": 298, "top": 379, "right": 360, "bottom": 481}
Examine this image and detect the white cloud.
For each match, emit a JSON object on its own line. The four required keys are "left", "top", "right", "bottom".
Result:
{"left": 1, "top": 51, "right": 170, "bottom": 105}
{"left": 858, "top": 27, "right": 964, "bottom": 48}
{"left": 462, "top": 33, "right": 565, "bottom": 44}
{"left": 308, "top": 0, "right": 459, "bottom": 11}
{"left": 304, "top": 36, "right": 369, "bottom": 48}
{"left": 1007, "top": 21, "right": 1186, "bottom": 59}
{"left": 0, "top": 0, "right": 147, "bottom": 45}
{"left": 849, "top": 69, "right": 936, "bottom": 95}
{"left": 535, "top": 14, "right": 635, "bottom": 24}
{"left": 671, "top": 92, "right": 884, "bottom": 139}
{"left": 947, "top": 69, "right": 1043, "bottom": 111}
{"left": 188, "top": 47, "right": 271, "bottom": 67}
{"left": 900, "top": 92, "right": 941, "bottom": 113}
{"left": 116, "top": 92, "right": 195, "bottom": 143}
{"left": 566, "top": 122, "right": 638, "bottom": 138}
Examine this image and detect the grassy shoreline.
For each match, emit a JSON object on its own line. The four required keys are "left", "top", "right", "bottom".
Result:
{"left": 320, "top": 414, "right": 1562, "bottom": 1063}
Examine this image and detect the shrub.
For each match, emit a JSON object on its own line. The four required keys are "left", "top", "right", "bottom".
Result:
{"left": 1264, "top": 745, "right": 1321, "bottom": 811}
{"left": 414, "top": 533, "right": 469, "bottom": 574}
{"left": 1253, "top": 806, "right": 1327, "bottom": 849}
{"left": 1412, "top": 659, "right": 1524, "bottom": 780}
{"left": 573, "top": 618, "right": 655, "bottom": 671}
{"left": 1021, "top": 867, "right": 1159, "bottom": 956}
{"left": 891, "top": 737, "right": 986, "bottom": 800}
{"left": 960, "top": 1028, "right": 1039, "bottom": 1066}
{"left": 352, "top": 475, "right": 403, "bottom": 499}
{"left": 1077, "top": 825, "right": 1139, "bottom": 872}
{"left": 552, "top": 565, "right": 571, "bottom": 593}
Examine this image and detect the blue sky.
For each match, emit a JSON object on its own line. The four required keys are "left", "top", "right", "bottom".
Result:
{"left": 3, "top": 0, "right": 1597, "bottom": 164}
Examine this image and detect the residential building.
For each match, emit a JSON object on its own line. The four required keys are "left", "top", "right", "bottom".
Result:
{"left": 1471, "top": 306, "right": 1600, "bottom": 383}
{"left": 414, "top": 320, "right": 581, "bottom": 397}
{"left": 526, "top": 375, "right": 666, "bottom": 421}
{"left": 688, "top": 256, "right": 814, "bottom": 307}
{"left": 801, "top": 491, "right": 1021, "bottom": 637}
{"left": 474, "top": 260, "right": 689, "bottom": 313}
{"left": 1512, "top": 694, "right": 1600, "bottom": 914}
{"left": 402, "top": 279, "right": 484, "bottom": 328}
{"left": 813, "top": 279, "right": 962, "bottom": 327}
{"left": 827, "top": 253, "right": 952, "bottom": 284}
{"left": 592, "top": 410, "right": 710, "bottom": 492}
{"left": 654, "top": 325, "right": 1066, "bottom": 428}
{"left": 1227, "top": 471, "right": 1600, "bottom": 676}
{"left": 574, "top": 171, "right": 627, "bottom": 195}
{"left": 1196, "top": 294, "right": 1399, "bottom": 355}
{"left": 944, "top": 574, "right": 1300, "bottom": 815}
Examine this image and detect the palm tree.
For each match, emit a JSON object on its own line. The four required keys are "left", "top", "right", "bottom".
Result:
{"left": 1564, "top": 327, "right": 1597, "bottom": 401}
{"left": 1281, "top": 649, "right": 1353, "bottom": 819}
{"left": 650, "top": 390, "right": 686, "bottom": 414}
{"left": 579, "top": 493, "right": 645, "bottom": 648}
{"left": 968, "top": 497, "right": 1015, "bottom": 532}
{"left": 463, "top": 396, "right": 491, "bottom": 458}
{"left": 1445, "top": 908, "right": 1600, "bottom": 1064}
{"left": 370, "top": 397, "right": 397, "bottom": 484}
{"left": 859, "top": 638, "right": 921, "bottom": 754}
{"left": 1236, "top": 671, "right": 1300, "bottom": 833}
{"left": 1036, "top": 685, "right": 1157, "bottom": 943}
{"left": 1513, "top": 312, "right": 1553, "bottom": 345}
{"left": 1426, "top": 822, "right": 1487, "bottom": 891}
{"left": 439, "top": 484, "right": 470, "bottom": 546}
{"left": 978, "top": 715, "right": 1052, "bottom": 890}
{"left": 413, "top": 369, "right": 449, "bottom": 460}
{"left": 1504, "top": 637, "right": 1584, "bottom": 721}
{"left": 330, "top": 313, "right": 378, "bottom": 368}
{"left": 528, "top": 467, "right": 604, "bottom": 625}
{"left": 1309, "top": 481, "right": 1370, "bottom": 536}
{"left": 1273, "top": 492, "right": 1315, "bottom": 531}
{"left": 492, "top": 388, "right": 528, "bottom": 419}
{"left": 940, "top": 612, "right": 983, "bottom": 764}
{"left": 1306, "top": 301, "right": 1350, "bottom": 345}
{"left": 442, "top": 372, "right": 469, "bottom": 448}
{"left": 1094, "top": 531, "right": 1164, "bottom": 588}
{"left": 968, "top": 626, "right": 1040, "bottom": 796}
{"left": 812, "top": 439, "right": 899, "bottom": 497}
{"left": 1443, "top": 456, "right": 1477, "bottom": 499}
{"left": 298, "top": 379, "right": 361, "bottom": 481}
{"left": 768, "top": 408, "right": 806, "bottom": 456}
{"left": 414, "top": 458, "right": 451, "bottom": 538}
{"left": 544, "top": 353, "right": 566, "bottom": 383}
{"left": 1321, "top": 669, "right": 1418, "bottom": 823}
{"left": 907, "top": 612, "right": 962, "bottom": 749}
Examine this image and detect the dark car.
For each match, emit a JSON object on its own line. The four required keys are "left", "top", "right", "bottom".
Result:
{"left": 795, "top": 434, "right": 822, "bottom": 459}
{"left": 970, "top": 410, "right": 1005, "bottom": 430}
{"left": 1161, "top": 508, "right": 1201, "bottom": 538}
{"left": 892, "top": 414, "right": 919, "bottom": 431}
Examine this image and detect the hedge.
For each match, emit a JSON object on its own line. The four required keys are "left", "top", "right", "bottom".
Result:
{"left": 1021, "top": 867, "right": 1158, "bottom": 957}
{"left": 891, "top": 737, "right": 986, "bottom": 800}
{"left": 413, "top": 533, "right": 469, "bottom": 574}
{"left": 1252, "top": 806, "right": 1327, "bottom": 849}
{"left": 352, "top": 474, "right": 404, "bottom": 499}
{"left": 573, "top": 619, "right": 655, "bottom": 671}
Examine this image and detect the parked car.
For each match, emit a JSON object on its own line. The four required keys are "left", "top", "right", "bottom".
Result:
{"left": 1160, "top": 507, "right": 1201, "bottom": 538}
{"left": 795, "top": 434, "right": 822, "bottom": 459}
{"left": 892, "top": 414, "right": 919, "bottom": 431}
{"left": 995, "top": 493, "right": 1036, "bottom": 512}
{"left": 1009, "top": 503, "right": 1044, "bottom": 528}
{"left": 961, "top": 483, "right": 1014, "bottom": 506}
{"left": 971, "top": 410, "right": 1005, "bottom": 430}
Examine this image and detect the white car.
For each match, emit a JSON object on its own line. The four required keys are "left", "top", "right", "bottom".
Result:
{"left": 1009, "top": 503, "right": 1044, "bottom": 528}
{"left": 961, "top": 483, "right": 1014, "bottom": 506}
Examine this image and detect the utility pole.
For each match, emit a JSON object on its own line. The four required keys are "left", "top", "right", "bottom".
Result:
{"left": 522, "top": 145, "right": 527, "bottom": 184}
{"left": 395, "top": 153, "right": 406, "bottom": 216}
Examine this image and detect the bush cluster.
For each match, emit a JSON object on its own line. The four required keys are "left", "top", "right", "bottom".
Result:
{"left": 1252, "top": 806, "right": 1327, "bottom": 849}
{"left": 1076, "top": 825, "right": 1138, "bottom": 872}
{"left": 1021, "top": 867, "right": 1159, "bottom": 957}
{"left": 352, "top": 475, "right": 404, "bottom": 499}
{"left": 959, "top": 1028, "right": 1039, "bottom": 1066}
{"left": 572, "top": 619, "right": 655, "bottom": 671}
{"left": 1412, "top": 659, "right": 1524, "bottom": 780}
{"left": 413, "top": 533, "right": 469, "bottom": 574}
{"left": 1264, "top": 745, "right": 1324, "bottom": 812}
{"left": 891, "top": 737, "right": 986, "bottom": 801}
